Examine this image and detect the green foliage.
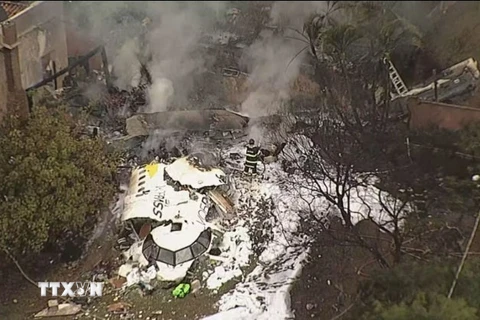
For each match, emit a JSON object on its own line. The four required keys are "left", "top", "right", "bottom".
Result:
{"left": 0, "top": 107, "right": 119, "bottom": 255}
{"left": 431, "top": 123, "right": 480, "bottom": 214}
{"left": 459, "top": 123, "right": 480, "bottom": 157}
{"left": 321, "top": 24, "right": 362, "bottom": 62}
{"left": 355, "top": 259, "right": 480, "bottom": 319}
{"left": 302, "top": 1, "right": 423, "bottom": 63}
{"left": 369, "top": 293, "right": 478, "bottom": 320}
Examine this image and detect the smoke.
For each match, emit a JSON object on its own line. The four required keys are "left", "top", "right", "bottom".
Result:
{"left": 68, "top": 1, "right": 226, "bottom": 113}
{"left": 240, "top": 1, "right": 329, "bottom": 142}
{"left": 240, "top": 30, "right": 303, "bottom": 118}
{"left": 68, "top": 1, "right": 333, "bottom": 148}
{"left": 141, "top": 2, "right": 226, "bottom": 112}
{"left": 146, "top": 78, "right": 174, "bottom": 113}
{"left": 270, "top": 1, "right": 329, "bottom": 28}
{"left": 112, "top": 39, "right": 141, "bottom": 89}
{"left": 247, "top": 123, "right": 267, "bottom": 145}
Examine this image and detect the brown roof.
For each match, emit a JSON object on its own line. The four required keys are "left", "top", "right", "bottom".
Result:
{"left": 0, "top": 1, "right": 29, "bottom": 19}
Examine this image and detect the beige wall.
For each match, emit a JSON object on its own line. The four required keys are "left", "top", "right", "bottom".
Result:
{"left": 0, "top": 51, "right": 8, "bottom": 121}
{"left": 15, "top": 1, "right": 68, "bottom": 89}
{"left": 0, "top": 1, "right": 63, "bottom": 122}
{"left": 408, "top": 97, "right": 480, "bottom": 130}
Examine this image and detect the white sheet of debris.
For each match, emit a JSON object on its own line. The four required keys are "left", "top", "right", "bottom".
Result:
{"left": 165, "top": 156, "right": 227, "bottom": 189}
{"left": 202, "top": 142, "right": 410, "bottom": 320}
{"left": 122, "top": 162, "right": 210, "bottom": 222}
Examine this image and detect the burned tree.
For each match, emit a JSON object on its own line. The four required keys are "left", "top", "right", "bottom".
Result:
{"left": 273, "top": 6, "right": 428, "bottom": 266}
{"left": 281, "top": 120, "right": 410, "bottom": 268}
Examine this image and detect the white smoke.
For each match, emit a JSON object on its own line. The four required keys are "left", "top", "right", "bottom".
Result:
{"left": 240, "top": 1, "right": 330, "bottom": 142}
{"left": 67, "top": 1, "right": 226, "bottom": 113}
{"left": 112, "top": 39, "right": 141, "bottom": 89}
{"left": 140, "top": 2, "right": 226, "bottom": 113}
{"left": 240, "top": 30, "right": 304, "bottom": 117}
{"left": 240, "top": 2, "right": 330, "bottom": 118}
{"left": 145, "top": 78, "right": 174, "bottom": 113}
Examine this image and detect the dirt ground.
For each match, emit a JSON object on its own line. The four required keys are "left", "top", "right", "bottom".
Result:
{"left": 0, "top": 222, "right": 230, "bottom": 320}
{"left": 0, "top": 196, "right": 257, "bottom": 320}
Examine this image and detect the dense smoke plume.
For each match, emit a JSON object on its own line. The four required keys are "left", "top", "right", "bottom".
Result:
{"left": 68, "top": 1, "right": 225, "bottom": 113}
{"left": 68, "top": 1, "right": 334, "bottom": 148}
{"left": 142, "top": 2, "right": 225, "bottom": 112}
{"left": 240, "top": 31, "right": 303, "bottom": 118}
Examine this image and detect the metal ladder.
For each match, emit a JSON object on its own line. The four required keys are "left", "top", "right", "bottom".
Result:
{"left": 383, "top": 57, "right": 409, "bottom": 96}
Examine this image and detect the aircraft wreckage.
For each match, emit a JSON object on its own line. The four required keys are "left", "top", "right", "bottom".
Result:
{"left": 119, "top": 155, "right": 234, "bottom": 282}
{"left": 125, "top": 109, "right": 249, "bottom": 138}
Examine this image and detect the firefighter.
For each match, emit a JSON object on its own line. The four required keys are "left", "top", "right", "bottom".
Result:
{"left": 244, "top": 139, "right": 261, "bottom": 175}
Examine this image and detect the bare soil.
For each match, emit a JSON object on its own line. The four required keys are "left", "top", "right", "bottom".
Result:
{"left": 0, "top": 224, "right": 224, "bottom": 320}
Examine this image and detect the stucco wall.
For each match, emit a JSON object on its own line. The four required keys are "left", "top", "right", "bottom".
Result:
{"left": 15, "top": 1, "right": 68, "bottom": 89}
{"left": 0, "top": 51, "right": 8, "bottom": 121}
{"left": 0, "top": 16, "right": 29, "bottom": 121}
{"left": 66, "top": 24, "right": 102, "bottom": 70}
{"left": 408, "top": 97, "right": 480, "bottom": 130}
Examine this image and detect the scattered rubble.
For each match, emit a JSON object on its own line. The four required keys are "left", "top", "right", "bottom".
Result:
{"left": 125, "top": 110, "right": 249, "bottom": 138}
{"left": 34, "top": 300, "right": 81, "bottom": 318}
{"left": 107, "top": 301, "right": 132, "bottom": 313}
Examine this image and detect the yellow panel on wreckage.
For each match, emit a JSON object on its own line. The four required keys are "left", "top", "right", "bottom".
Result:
{"left": 145, "top": 162, "right": 159, "bottom": 178}
{"left": 128, "top": 162, "right": 160, "bottom": 191}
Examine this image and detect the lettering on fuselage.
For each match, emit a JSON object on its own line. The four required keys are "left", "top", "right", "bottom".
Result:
{"left": 153, "top": 189, "right": 166, "bottom": 218}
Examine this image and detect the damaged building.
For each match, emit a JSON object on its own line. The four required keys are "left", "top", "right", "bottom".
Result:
{"left": 0, "top": 1, "right": 68, "bottom": 120}
{"left": 125, "top": 109, "right": 249, "bottom": 139}
{"left": 388, "top": 57, "right": 480, "bottom": 129}
{"left": 388, "top": 57, "right": 480, "bottom": 104}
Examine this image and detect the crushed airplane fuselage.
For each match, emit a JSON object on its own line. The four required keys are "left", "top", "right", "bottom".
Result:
{"left": 120, "top": 155, "right": 232, "bottom": 282}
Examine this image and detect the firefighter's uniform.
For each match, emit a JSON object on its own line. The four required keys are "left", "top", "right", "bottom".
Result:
{"left": 244, "top": 140, "right": 261, "bottom": 174}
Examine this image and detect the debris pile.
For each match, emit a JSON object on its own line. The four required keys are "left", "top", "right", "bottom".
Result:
{"left": 34, "top": 300, "right": 82, "bottom": 318}
{"left": 116, "top": 155, "right": 235, "bottom": 291}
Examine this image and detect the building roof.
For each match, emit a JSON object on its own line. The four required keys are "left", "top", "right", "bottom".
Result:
{"left": 0, "top": 1, "right": 29, "bottom": 20}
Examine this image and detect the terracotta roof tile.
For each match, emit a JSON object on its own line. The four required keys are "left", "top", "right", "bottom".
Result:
{"left": 0, "top": 1, "right": 29, "bottom": 19}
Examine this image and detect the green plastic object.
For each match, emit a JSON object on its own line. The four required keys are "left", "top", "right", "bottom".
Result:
{"left": 172, "top": 283, "right": 191, "bottom": 298}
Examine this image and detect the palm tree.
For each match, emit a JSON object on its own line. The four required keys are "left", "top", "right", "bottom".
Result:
{"left": 299, "top": 1, "right": 423, "bottom": 64}
{"left": 348, "top": 2, "right": 423, "bottom": 60}
{"left": 320, "top": 24, "right": 362, "bottom": 65}
{"left": 302, "top": 1, "right": 342, "bottom": 59}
